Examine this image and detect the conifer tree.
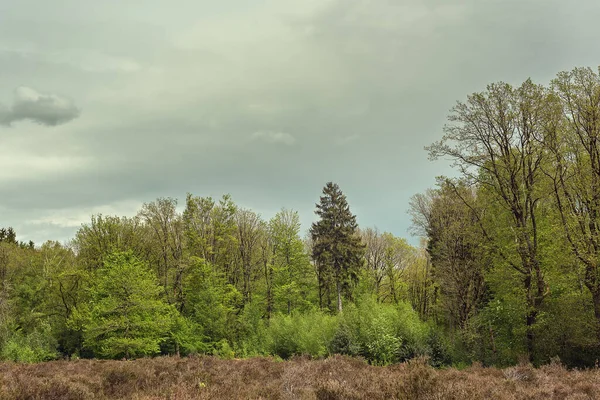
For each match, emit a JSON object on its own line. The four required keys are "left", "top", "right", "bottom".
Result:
{"left": 310, "top": 182, "right": 364, "bottom": 312}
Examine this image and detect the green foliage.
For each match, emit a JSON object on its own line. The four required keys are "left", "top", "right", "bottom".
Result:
{"left": 161, "top": 314, "right": 207, "bottom": 356}
{"left": 332, "top": 297, "right": 429, "bottom": 365}
{"left": 269, "top": 209, "right": 317, "bottom": 314}
{"left": 425, "top": 326, "right": 453, "bottom": 367}
{"left": 259, "top": 311, "right": 338, "bottom": 359}
{"left": 231, "top": 296, "right": 266, "bottom": 356}
{"left": 213, "top": 339, "right": 236, "bottom": 359}
{"left": 184, "top": 257, "right": 241, "bottom": 348}
{"left": 310, "top": 182, "right": 365, "bottom": 313}
{"left": 8, "top": 101, "right": 600, "bottom": 373}
{"left": 76, "top": 251, "right": 175, "bottom": 359}
{"left": 239, "top": 296, "right": 433, "bottom": 366}
{"left": 1, "top": 322, "right": 58, "bottom": 363}
{"left": 73, "top": 215, "right": 147, "bottom": 272}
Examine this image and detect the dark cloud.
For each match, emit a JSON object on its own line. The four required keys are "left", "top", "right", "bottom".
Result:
{"left": 0, "top": 86, "right": 80, "bottom": 126}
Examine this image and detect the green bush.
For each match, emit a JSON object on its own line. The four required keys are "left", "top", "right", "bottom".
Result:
{"left": 258, "top": 311, "right": 338, "bottom": 359}
{"left": 219, "top": 296, "right": 452, "bottom": 366}
{"left": 332, "top": 298, "right": 429, "bottom": 365}
{"left": 1, "top": 325, "right": 58, "bottom": 363}
{"left": 425, "top": 326, "right": 453, "bottom": 367}
{"left": 248, "top": 297, "right": 437, "bottom": 366}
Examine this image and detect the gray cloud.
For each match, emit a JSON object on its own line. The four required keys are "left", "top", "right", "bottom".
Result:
{"left": 0, "top": 86, "right": 80, "bottom": 126}
{"left": 252, "top": 131, "right": 296, "bottom": 146}
{"left": 1, "top": 0, "right": 600, "bottom": 246}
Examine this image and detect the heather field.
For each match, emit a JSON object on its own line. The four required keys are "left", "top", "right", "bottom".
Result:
{"left": 1, "top": 356, "right": 599, "bottom": 400}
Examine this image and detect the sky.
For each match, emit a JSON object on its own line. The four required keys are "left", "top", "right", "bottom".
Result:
{"left": 1, "top": 0, "right": 600, "bottom": 246}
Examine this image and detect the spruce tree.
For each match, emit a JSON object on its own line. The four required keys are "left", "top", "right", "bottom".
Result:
{"left": 310, "top": 182, "right": 364, "bottom": 312}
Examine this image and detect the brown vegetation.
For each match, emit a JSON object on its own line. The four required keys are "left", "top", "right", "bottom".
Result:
{"left": 1, "top": 355, "right": 599, "bottom": 399}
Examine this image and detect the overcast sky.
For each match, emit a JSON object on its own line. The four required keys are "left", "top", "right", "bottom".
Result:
{"left": 1, "top": 0, "right": 599, "bottom": 246}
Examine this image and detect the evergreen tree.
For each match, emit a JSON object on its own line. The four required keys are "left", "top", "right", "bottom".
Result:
{"left": 310, "top": 182, "right": 364, "bottom": 313}
{"left": 0, "top": 228, "right": 17, "bottom": 245}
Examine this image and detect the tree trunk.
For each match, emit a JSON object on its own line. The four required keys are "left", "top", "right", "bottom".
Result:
{"left": 389, "top": 272, "right": 398, "bottom": 304}
{"left": 526, "top": 308, "right": 537, "bottom": 362}
{"left": 523, "top": 270, "right": 541, "bottom": 363}
{"left": 264, "top": 259, "right": 272, "bottom": 319}
{"left": 336, "top": 280, "right": 343, "bottom": 313}
{"left": 489, "top": 324, "right": 497, "bottom": 363}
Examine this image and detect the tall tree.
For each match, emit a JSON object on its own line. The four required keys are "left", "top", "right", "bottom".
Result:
{"left": 410, "top": 182, "right": 487, "bottom": 330}
{"left": 0, "top": 228, "right": 17, "bottom": 245}
{"left": 546, "top": 67, "right": 600, "bottom": 339}
{"left": 361, "top": 228, "right": 387, "bottom": 302}
{"left": 77, "top": 251, "right": 175, "bottom": 359}
{"left": 380, "top": 233, "right": 413, "bottom": 304}
{"left": 139, "top": 198, "right": 185, "bottom": 309}
{"left": 427, "top": 80, "right": 556, "bottom": 359}
{"left": 310, "top": 182, "right": 364, "bottom": 313}
{"left": 269, "top": 209, "right": 315, "bottom": 315}
{"left": 182, "top": 194, "right": 237, "bottom": 267}
{"left": 405, "top": 245, "right": 437, "bottom": 320}
{"left": 73, "top": 215, "right": 147, "bottom": 271}
{"left": 234, "top": 209, "right": 264, "bottom": 304}
{"left": 360, "top": 228, "right": 411, "bottom": 304}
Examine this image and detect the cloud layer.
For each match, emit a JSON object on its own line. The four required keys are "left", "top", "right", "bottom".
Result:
{"left": 1, "top": 0, "right": 600, "bottom": 246}
{"left": 0, "top": 86, "right": 80, "bottom": 126}
{"left": 252, "top": 131, "right": 296, "bottom": 146}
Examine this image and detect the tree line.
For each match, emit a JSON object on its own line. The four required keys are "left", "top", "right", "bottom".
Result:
{"left": 1, "top": 184, "right": 434, "bottom": 364}
{"left": 2, "top": 65, "right": 600, "bottom": 367}
{"left": 412, "top": 66, "right": 600, "bottom": 366}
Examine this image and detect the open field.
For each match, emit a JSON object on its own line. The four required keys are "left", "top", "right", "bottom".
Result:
{"left": 1, "top": 356, "right": 599, "bottom": 400}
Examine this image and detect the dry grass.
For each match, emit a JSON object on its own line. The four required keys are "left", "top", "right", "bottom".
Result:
{"left": 0, "top": 355, "right": 599, "bottom": 399}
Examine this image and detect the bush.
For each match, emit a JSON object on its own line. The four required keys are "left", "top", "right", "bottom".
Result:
{"left": 1, "top": 326, "right": 58, "bottom": 363}
{"left": 397, "top": 356, "right": 438, "bottom": 399}
{"left": 213, "top": 339, "right": 235, "bottom": 359}
{"left": 331, "top": 297, "right": 430, "bottom": 365}
{"left": 425, "top": 326, "right": 453, "bottom": 367}
{"left": 238, "top": 297, "right": 441, "bottom": 366}
{"left": 262, "top": 311, "right": 338, "bottom": 359}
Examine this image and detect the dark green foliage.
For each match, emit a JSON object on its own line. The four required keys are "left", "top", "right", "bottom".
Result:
{"left": 310, "top": 182, "right": 365, "bottom": 313}
{"left": 1, "top": 323, "right": 58, "bottom": 362}
{"left": 0, "top": 227, "right": 33, "bottom": 250}
{"left": 0, "top": 227, "right": 17, "bottom": 244}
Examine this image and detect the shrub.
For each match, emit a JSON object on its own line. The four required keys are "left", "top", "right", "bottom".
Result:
{"left": 1, "top": 325, "right": 58, "bottom": 363}
{"left": 332, "top": 297, "right": 429, "bottom": 365}
{"left": 397, "top": 356, "right": 438, "bottom": 399}
{"left": 1, "top": 355, "right": 600, "bottom": 399}
{"left": 262, "top": 311, "right": 338, "bottom": 359}
{"left": 238, "top": 297, "right": 438, "bottom": 366}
